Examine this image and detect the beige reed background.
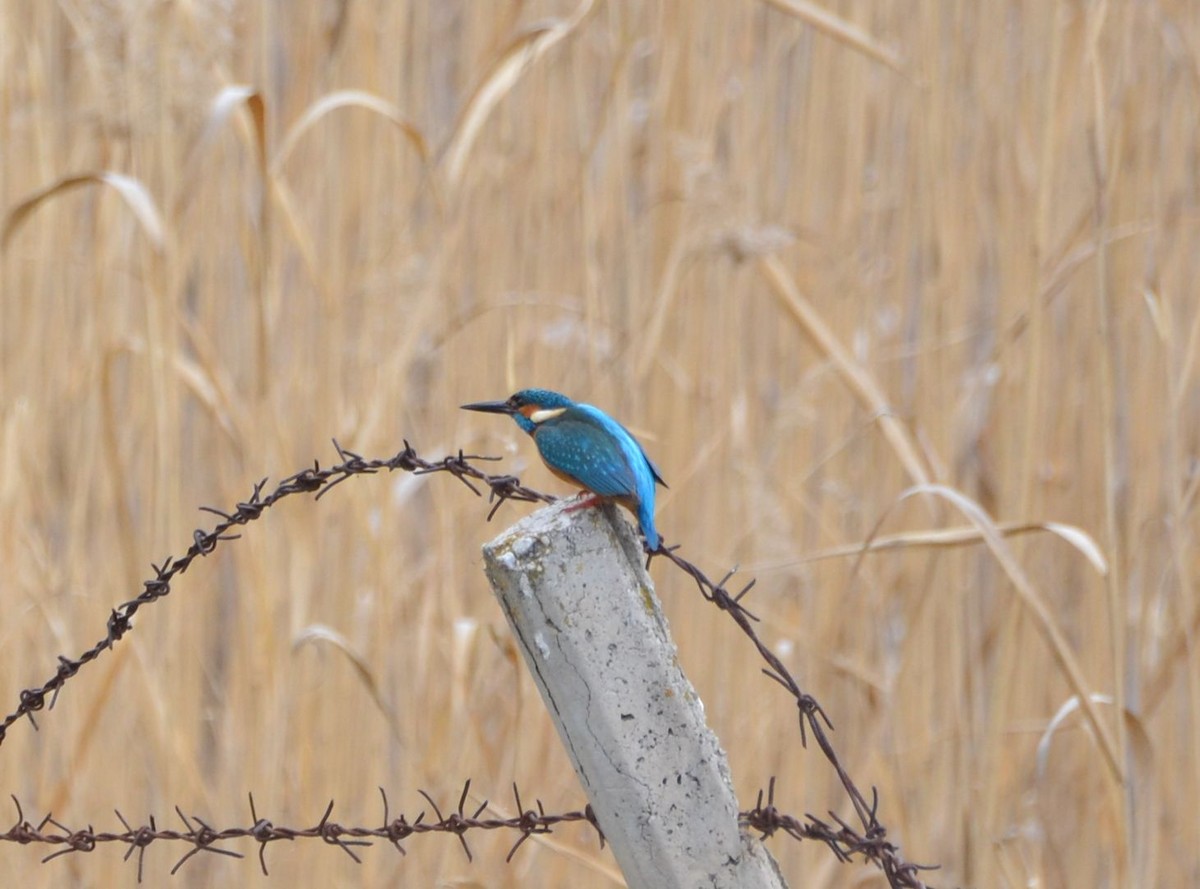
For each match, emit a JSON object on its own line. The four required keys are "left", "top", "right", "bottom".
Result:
{"left": 2, "top": 1, "right": 1197, "bottom": 886}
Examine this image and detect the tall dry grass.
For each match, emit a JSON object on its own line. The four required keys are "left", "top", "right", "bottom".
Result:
{"left": 1, "top": 1, "right": 1197, "bottom": 886}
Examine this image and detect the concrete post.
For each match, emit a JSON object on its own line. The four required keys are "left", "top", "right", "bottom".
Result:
{"left": 481, "top": 499, "right": 787, "bottom": 889}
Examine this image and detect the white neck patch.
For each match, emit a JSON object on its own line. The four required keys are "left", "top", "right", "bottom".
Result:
{"left": 529, "top": 407, "right": 568, "bottom": 424}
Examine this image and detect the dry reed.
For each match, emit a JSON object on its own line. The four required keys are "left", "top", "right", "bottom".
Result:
{"left": 2, "top": 2, "right": 1197, "bottom": 886}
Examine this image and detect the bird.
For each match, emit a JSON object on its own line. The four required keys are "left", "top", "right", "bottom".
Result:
{"left": 461, "top": 388, "right": 666, "bottom": 551}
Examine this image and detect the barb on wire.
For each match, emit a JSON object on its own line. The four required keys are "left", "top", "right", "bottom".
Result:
{"left": 0, "top": 441, "right": 551, "bottom": 747}
{"left": 740, "top": 777, "right": 938, "bottom": 888}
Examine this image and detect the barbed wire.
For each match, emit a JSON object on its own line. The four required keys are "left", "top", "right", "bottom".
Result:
{"left": 651, "top": 546, "right": 934, "bottom": 886}
{"left": 0, "top": 778, "right": 923, "bottom": 884}
{"left": 0, "top": 441, "right": 550, "bottom": 746}
{"left": 1, "top": 782, "right": 595, "bottom": 881}
{"left": 0, "top": 441, "right": 939, "bottom": 886}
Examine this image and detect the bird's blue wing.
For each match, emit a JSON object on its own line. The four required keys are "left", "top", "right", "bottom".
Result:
{"left": 573, "top": 404, "right": 665, "bottom": 490}
{"left": 539, "top": 403, "right": 663, "bottom": 549}
{"left": 532, "top": 415, "right": 640, "bottom": 498}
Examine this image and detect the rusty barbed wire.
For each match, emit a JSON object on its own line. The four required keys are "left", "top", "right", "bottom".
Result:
{"left": 0, "top": 441, "right": 939, "bottom": 886}
{"left": 1, "top": 782, "right": 597, "bottom": 881}
{"left": 0, "top": 778, "right": 930, "bottom": 884}
{"left": 650, "top": 546, "right": 936, "bottom": 888}
{"left": 0, "top": 441, "right": 550, "bottom": 747}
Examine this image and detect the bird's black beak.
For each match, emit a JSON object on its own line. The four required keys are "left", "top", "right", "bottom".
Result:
{"left": 461, "top": 399, "right": 514, "bottom": 415}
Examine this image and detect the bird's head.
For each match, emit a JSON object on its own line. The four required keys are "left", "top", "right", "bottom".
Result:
{"left": 461, "top": 388, "right": 575, "bottom": 434}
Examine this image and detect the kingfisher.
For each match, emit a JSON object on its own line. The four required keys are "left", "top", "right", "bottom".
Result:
{"left": 461, "top": 389, "right": 666, "bottom": 551}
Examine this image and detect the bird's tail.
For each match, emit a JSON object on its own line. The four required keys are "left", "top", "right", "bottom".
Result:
{"left": 638, "top": 502, "right": 660, "bottom": 551}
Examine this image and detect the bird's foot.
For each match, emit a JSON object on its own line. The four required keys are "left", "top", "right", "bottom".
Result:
{"left": 564, "top": 492, "right": 604, "bottom": 513}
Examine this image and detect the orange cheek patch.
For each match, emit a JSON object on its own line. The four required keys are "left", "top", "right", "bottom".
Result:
{"left": 518, "top": 404, "right": 538, "bottom": 418}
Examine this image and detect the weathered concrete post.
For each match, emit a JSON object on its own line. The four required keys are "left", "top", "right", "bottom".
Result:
{"left": 481, "top": 499, "right": 787, "bottom": 889}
